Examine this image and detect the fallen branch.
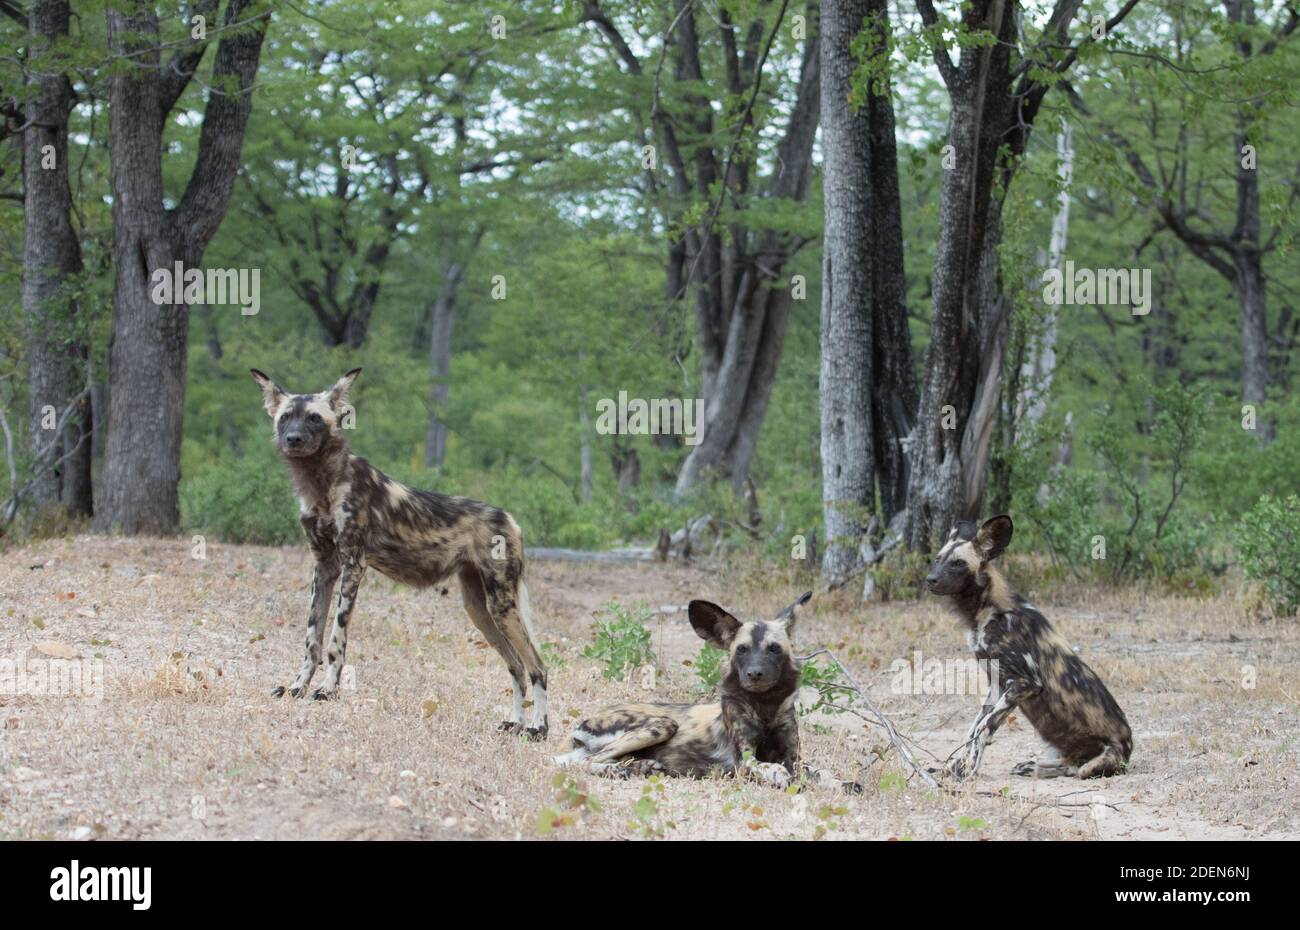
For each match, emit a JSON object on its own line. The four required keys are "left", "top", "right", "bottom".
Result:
{"left": 803, "top": 647, "right": 939, "bottom": 789}
{"left": 0, "top": 388, "right": 92, "bottom": 529}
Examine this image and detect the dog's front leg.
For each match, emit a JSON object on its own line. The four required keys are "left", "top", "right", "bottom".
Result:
{"left": 274, "top": 517, "right": 340, "bottom": 698}
{"left": 313, "top": 552, "right": 366, "bottom": 700}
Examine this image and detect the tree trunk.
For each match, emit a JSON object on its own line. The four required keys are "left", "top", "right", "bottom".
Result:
{"left": 1020, "top": 124, "right": 1072, "bottom": 430}
{"left": 423, "top": 261, "right": 462, "bottom": 468}
{"left": 818, "top": 0, "right": 876, "bottom": 585}
{"left": 905, "top": 0, "right": 1016, "bottom": 549}
{"left": 669, "top": 6, "right": 821, "bottom": 497}
{"left": 865, "top": 5, "right": 917, "bottom": 524}
{"left": 95, "top": 0, "right": 267, "bottom": 535}
{"left": 22, "top": 0, "right": 91, "bottom": 518}
{"left": 578, "top": 385, "right": 593, "bottom": 504}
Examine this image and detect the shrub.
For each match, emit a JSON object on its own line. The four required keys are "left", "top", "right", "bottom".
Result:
{"left": 1236, "top": 495, "right": 1300, "bottom": 616}
{"left": 583, "top": 600, "right": 655, "bottom": 680}
{"left": 688, "top": 643, "right": 726, "bottom": 691}
{"left": 180, "top": 451, "right": 299, "bottom": 545}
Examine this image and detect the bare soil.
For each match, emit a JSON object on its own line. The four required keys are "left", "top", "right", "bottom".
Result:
{"left": 1, "top": 535, "right": 1296, "bottom": 840}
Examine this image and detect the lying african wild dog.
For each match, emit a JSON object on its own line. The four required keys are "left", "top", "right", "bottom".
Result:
{"left": 925, "top": 515, "right": 1132, "bottom": 779}
{"left": 556, "top": 593, "right": 857, "bottom": 791}
{"left": 249, "top": 368, "right": 549, "bottom": 738}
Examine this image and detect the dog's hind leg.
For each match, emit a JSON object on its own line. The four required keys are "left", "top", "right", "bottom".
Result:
{"left": 461, "top": 565, "right": 529, "bottom": 734}
{"left": 1011, "top": 746, "right": 1076, "bottom": 779}
{"left": 1076, "top": 743, "right": 1126, "bottom": 779}
{"left": 502, "top": 579, "right": 548, "bottom": 739}
{"left": 586, "top": 717, "right": 679, "bottom": 764}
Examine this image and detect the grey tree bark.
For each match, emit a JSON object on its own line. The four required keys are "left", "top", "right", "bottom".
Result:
{"left": 905, "top": 0, "right": 1137, "bottom": 548}
{"left": 22, "top": 0, "right": 91, "bottom": 518}
{"left": 818, "top": 0, "right": 876, "bottom": 585}
{"left": 424, "top": 259, "right": 463, "bottom": 468}
{"left": 1020, "top": 124, "right": 1072, "bottom": 431}
{"left": 95, "top": 0, "right": 268, "bottom": 534}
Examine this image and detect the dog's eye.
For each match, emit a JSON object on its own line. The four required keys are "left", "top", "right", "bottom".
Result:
{"left": 278, "top": 413, "right": 289, "bottom": 423}
{"left": 735, "top": 644, "right": 749, "bottom": 654}
{"left": 767, "top": 643, "right": 780, "bottom": 654}
{"left": 309, "top": 413, "right": 322, "bottom": 424}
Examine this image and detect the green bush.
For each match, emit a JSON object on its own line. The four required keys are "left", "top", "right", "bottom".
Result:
{"left": 689, "top": 643, "right": 726, "bottom": 691}
{"left": 583, "top": 601, "right": 655, "bottom": 680}
{"left": 1236, "top": 495, "right": 1300, "bottom": 616}
{"left": 180, "top": 451, "right": 300, "bottom": 545}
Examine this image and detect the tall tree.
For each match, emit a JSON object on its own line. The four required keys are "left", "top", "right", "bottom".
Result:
{"left": 19, "top": 0, "right": 91, "bottom": 517}
{"left": 818, "top": 0, "right": 914, "bottom": 584}
{"left": 584, "top": 0, "right": 821, "bottom": 496}
{"left": 903, "top": 0, "right": 1139, "bottom": 549}
{"left": 95, "top": 0, "right": 268, "bottom": 534}
{"left": 1070, "top": 0, "right": 1298, "bottom": 440}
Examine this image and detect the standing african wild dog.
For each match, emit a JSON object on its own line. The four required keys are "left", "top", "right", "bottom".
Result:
{"left": 249, "top": 368, "right": 549, "bottom": 738}
{"left": 925, "top": 515, "right": 1132, "bottom": 779}
{"left": 556, "top": 593, "right": 856, "bottom": 791}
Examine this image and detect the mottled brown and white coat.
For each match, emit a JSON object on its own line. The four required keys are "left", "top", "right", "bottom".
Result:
{"left": 250, "top": 368, "right": 548, "bottom": 737}
{"left": 556, "top": 593, "right": 856, "bottom": 791}
{"left": 925, "top": 515, "right": 1132, "bottom": 779}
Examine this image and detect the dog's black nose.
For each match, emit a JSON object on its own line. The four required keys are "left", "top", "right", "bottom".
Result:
{"left": 924, "top": 573, "right": 938, "bottom": 586}
{"left": 285, "top": 433, "right": 305, "bottom": 448}
{"left": 745, "top": 669, "right": 764, "bottom": 681}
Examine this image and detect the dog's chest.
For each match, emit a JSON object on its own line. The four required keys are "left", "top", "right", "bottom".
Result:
{"left": 298, "top": 483, "right": 356, "bottom": 547}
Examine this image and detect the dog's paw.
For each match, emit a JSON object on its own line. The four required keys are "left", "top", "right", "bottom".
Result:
{"left": 841, "top": 780, "right": 864, "bottom": 795}
{"left": 497, "top": 721, "right": 521, "bottom": 734}
{"left": 270, "top": 686, "right": 287, "bottom": 698}
{"left": 524, "top": 725, "right": 549, "bottom": 742}
{"left": 1011, "top": 760, "right": 1037, "bottom": 777}
{"left": 311, "top": 688, "right": 336, "bottom": 701}
{"left": 751, "top": 761, "right": 793, "bottom": 789}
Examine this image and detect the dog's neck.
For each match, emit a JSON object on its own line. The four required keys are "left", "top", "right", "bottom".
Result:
{"left": 720, "top": 665, "right": 800, "bottom": 726}
{"left": 945, "top": 564, "right": 1016, "bottom": 631}
{"left": 282, "top": 435, "right": 351, "bottom": 515}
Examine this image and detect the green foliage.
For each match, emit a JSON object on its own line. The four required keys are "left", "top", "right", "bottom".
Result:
{"left": 180, "top": 449, "right": 299, "bottom": 546}
{"left": 798, "top": 657, "right": 852, "bottom": 716}
{"left": 870, "top": 548, "right": 931, "bottom": 601}
{"left": 688, "top": 643, "right": 726, "bottom": 691}
{"left": 582, "top": 601, "right": 655, "bottom": 681}
{"left": 535, "top": 771, "right": 601, "bottom": 837}
{"left": 1236, "top": 495, "right": 1300, "bottom": 616}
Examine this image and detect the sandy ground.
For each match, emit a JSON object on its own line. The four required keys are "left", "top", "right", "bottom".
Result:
{"left": 1, "top": 534, "right": 1296, "bottom": 841}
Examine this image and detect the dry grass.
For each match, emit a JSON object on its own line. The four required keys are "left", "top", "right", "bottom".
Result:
{"left": 1, "top": 534, "right": 1297, "bottom": 841}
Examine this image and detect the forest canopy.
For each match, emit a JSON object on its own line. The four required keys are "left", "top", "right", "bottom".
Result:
{"left": 1, "top": 0, "right": 1297, "bottom": 607}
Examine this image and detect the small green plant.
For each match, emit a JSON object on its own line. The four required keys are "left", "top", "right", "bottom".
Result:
{"left": 535, "top": 772, "right": 601, "bottom": 837}
{"left": 956, "top": 814, "right": 988, "bottom": 833}
{"left": 627, "top": 775, "right": 675, "bottom": 838}
{"left": 814, "top": 802, "right": 850, "bottom": 840}
{"left": 1236, "top": 494, "right": 1300, "bottom": 616}
{"left": 539, "top": 641, "right": 567, "bottom": 669}
{"left": 798, "top": 657, "right": 853, "bottom": 715}
{"left": 583, "top": 600, "right": 655, "bottom": 681}
{"left": 688, "top": 643, "right": 726, "bottom": 691}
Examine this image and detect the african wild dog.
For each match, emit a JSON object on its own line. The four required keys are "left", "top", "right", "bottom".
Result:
{"left": 249, "top": 368, "right": 549, "bottom": 738}
{"left": 925, "top": 515, "right": 1132, "bottom": 779}
{"left": 556, "top": 593, "right": 857, "bottom": 791}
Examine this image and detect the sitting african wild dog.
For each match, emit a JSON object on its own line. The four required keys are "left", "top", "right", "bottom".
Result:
{"left": 556, "top": 593, "right": 856, "bottom": 791}
{"left": 249, "top": 368, "right": 548, "bottom": 738}
{"left": 924, "top": 515, "right": 1132, "bottom": 779}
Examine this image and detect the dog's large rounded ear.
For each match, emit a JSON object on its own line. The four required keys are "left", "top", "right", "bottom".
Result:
{"left": 774, "top": 591, "right": 812, "bottom": 637}
{"left": 689, "top": 600, "right": 742, "bottom": 649}
{"left": 974, "top": 515, "right": 1013, "bottom": 561}
{"left": 327, "top": 367, "right": 362, "bottom": 409}
{"left": 250, "top": 369, "right": 286, "bottom": 417}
